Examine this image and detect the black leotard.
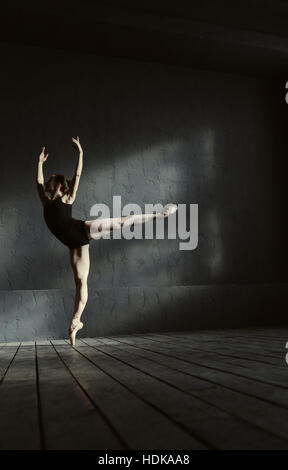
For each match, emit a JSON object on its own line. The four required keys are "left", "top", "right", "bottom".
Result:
{"left": 43, "top": 197, "right": 90, "bottom": 249}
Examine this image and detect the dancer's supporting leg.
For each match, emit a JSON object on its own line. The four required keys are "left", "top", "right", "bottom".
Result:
{"left": 84, "top": 203, "right": 177, "bottom": 240}
{"left": 69, "top": 244, "right": 90, "bottom": 345}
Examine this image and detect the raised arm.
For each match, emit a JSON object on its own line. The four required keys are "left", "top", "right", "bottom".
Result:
{"left": 36, "top": 146, "right": 49, "bottom": 206}
{"left": 67, "top": 136, "right": 83, "bottom": 203}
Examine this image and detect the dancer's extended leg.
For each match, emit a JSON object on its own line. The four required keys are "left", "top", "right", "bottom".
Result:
{"left": 69, "top": 244, "right": 90, "bottom": 345}
{"left": 84, "top": 203, "right": 177, "bottom": 240}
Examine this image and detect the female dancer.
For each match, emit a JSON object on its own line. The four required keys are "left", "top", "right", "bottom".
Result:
{"left": 36, "top": 137, "right": 177, "bottom": 345}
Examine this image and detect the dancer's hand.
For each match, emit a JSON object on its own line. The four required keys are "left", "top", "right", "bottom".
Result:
{"left": 72, "top": 136, "right": 83, "bottom": 153}
{"left": 38, "top": 146, "right": 49, "bottom": 163}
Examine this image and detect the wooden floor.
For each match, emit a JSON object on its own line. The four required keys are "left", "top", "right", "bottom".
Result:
{"left": 0, "top": 327, "right": 288, "bottom": 450}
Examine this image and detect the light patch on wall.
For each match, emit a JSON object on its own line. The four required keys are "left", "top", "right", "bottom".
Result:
{"left": 88, "top": 139, "right": 185, "bottom": 211}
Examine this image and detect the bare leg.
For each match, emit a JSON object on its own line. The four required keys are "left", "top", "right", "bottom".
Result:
{"left": 84, "top": 203, "right": 177, "bottom": 240}
{"left": 69, "top": 244, "right": 90, "bottom": 345}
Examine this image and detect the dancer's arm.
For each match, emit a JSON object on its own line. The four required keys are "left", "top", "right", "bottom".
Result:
{"left": 67, "top": 136, "right": 83, "bottom": 203}
{"left": 36, "top": 146, "right": 49, "bottom": 206}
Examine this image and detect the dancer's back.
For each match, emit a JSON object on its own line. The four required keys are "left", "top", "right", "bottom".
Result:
{"left": 43, "top": 196, "right": 89, "bottom": 249}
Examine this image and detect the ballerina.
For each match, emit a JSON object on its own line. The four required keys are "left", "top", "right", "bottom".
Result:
{"left": 36, "top": 136, "right": 177, "bottom": 345}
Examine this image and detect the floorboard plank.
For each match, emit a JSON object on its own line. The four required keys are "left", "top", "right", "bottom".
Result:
{"left": 0, "top": 345, "right": 19, "bottom": 381}
{"left": 99, "top": 335, "right": 288, "bottom": 410}
{"left": 58, "top": 340, "right": 202, "bottom": 450}
{"left": 127, "top": 335, "right": 288, "bottom": 387}
{"left": 37, "top": 343, "right": 123, "bottom": 450}
{"left": 142, "top": 333, "right": 287, "bottom": 369}
{"left": 78, "top": 338, "right": 281, "bottom": 450}
{"left": 154, "top": 331, "right": 287, "bottom": 356}
{"left": 1, "top": 329, "right": 288, "bottom": 450}
{"left": 0, "top": 345, "right": 41, "bottom": 449}
{"left": 145, "top": 331, "right": 285, "bottom": 352}
{"left": 94, "top": 336, "right": 288, "bottom": 446}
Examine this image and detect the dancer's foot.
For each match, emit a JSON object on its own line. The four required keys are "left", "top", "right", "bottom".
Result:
{"left": 157, "top": 203, "right": 178, "bottom": 219}
{"left": 69, "top": 318, "right": 83, "bottom": 346}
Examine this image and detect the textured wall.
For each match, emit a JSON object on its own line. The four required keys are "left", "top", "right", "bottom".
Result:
{"left": 0, "top": 42, "right": 287, "bottom": 338}
{"left": 1, "top": 284, "right": 288, "bottom": 342}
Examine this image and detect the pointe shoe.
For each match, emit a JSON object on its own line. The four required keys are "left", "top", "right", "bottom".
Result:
{"left": 69, "top": 319, "right": 83, "bottom": 346}
{"left": 158, "top": 203, "right": 178, "bottom": 219}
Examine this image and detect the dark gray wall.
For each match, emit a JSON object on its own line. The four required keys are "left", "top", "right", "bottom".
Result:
{"left": 0, "top": 42, "right": 287, "bottom": 339}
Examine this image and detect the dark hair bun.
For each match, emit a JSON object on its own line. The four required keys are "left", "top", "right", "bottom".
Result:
{"left": 55, "top": 174, "right": 70, "bottom": 194}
